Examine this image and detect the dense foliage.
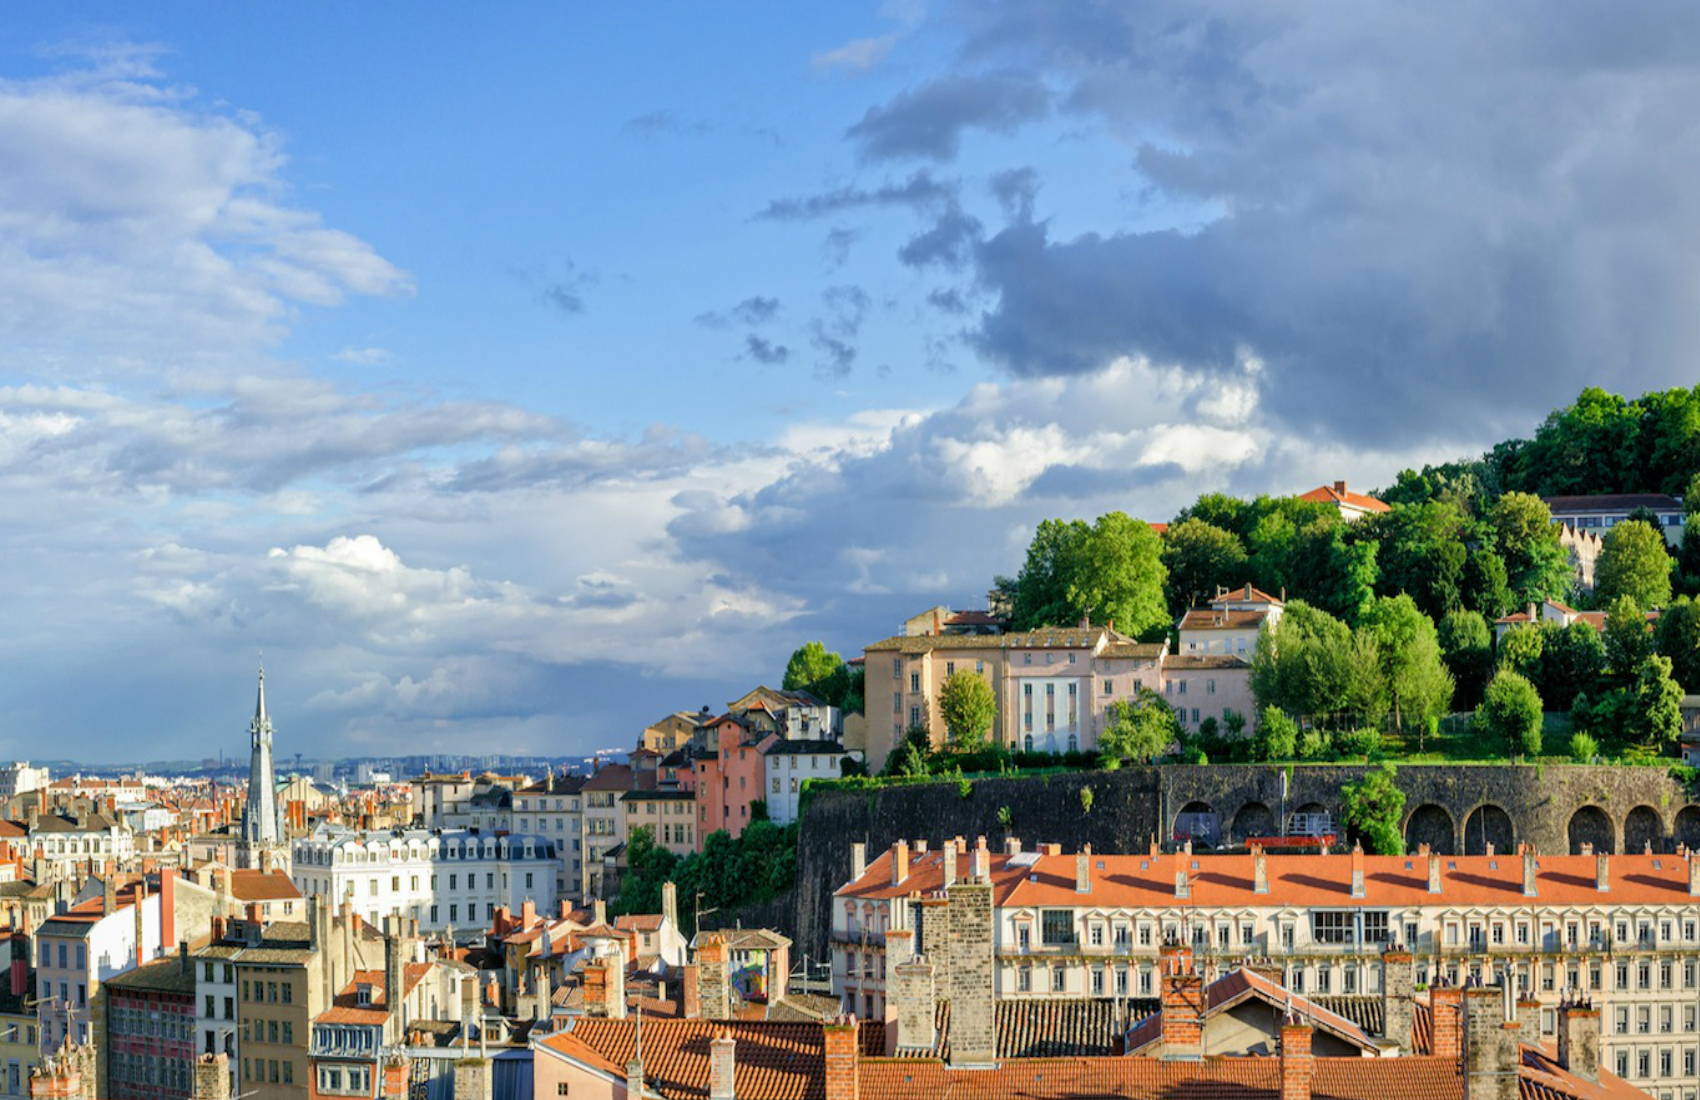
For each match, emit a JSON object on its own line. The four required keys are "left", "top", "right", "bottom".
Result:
{"left": 612, "top": 822, "right": 799, "bottom": 930}
{"left": 938, "top": 669, "right": 997, "bottom": 751}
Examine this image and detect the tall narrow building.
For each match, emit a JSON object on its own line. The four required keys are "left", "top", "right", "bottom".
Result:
{"left": 238, "top": 665, "right": 285, "bottom": 870}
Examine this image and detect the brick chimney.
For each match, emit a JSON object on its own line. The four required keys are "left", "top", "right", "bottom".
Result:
{"left": 1430, "top": 986, "right": 1463, "bottom": 1061}
{"left": 709, "top": 1031, "right": 736, "bottom": 1100}
{"left": 1427, "top": 850, "right": 1442, "bottom": 894}
{"left": 1595, "top": 852, "right": 1609, "bottom": 892}
{"left": 1252, "top": 844, "right": 1268, "bottom": 894}
{"left": 1557, "top": 998, "right": 1600, "bottom": 1082}
{"left": 680, "top": 964, "right": 701, "bottom": 1019}
{"left": 1158, "top": 941, "right": 1203, "bottom": 1058}
{"left": 1463, "top": 984, "right": 1521, "bottom": 1100}
{"left": 891, "top": 840, "right": 909, "bottom": 886}
{"left": 192, "top": 1052, "right": 232, "bottom": 1100}
{"left": 823, "top": 1016, "right": 859, "bottom": 1100}
{"left": 940, "top": 839, "right": 956, "bottom": 890}
{"left": 1076, "top": 844, "right": 1091, "bottom": 894}
{"left": 1381, "top": 949, "right": 1415, "bottom": 1052}
{"left": 1521, "top": 844, "right": 1537, "bottom": 897}
{"left": 1350, "top": 843, "right": 1365, "bottom": 898}
{"left": 1279, "top": 1020, "right": 1314, "bottom": 1100}
{"left": 850, "top": 843, "right": 866, "bottom": 883}
{"left": 1333, "top": 479, "right": 1347, "bottom": 495}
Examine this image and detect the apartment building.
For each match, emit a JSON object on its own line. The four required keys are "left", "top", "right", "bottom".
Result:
{"left": 0, "top": 764, "right": 48, "bottom": 802}
{"left": 863, "top": 625, "right": 1168, "bottom": 767}
{"left": 97, "top": 950, "right": 196, "bottom": 1100}
{"left": 620, "top": 789, "right": 695, "bottom": 857}
{"left": 1176, "top": 585, "right": 1284, "bottom": 657}
{"left": 512, "top": 771, "right": 586, "bottom": 904}
{"left": 762, "top": 740, "right": 858, "bottom": 826}
{"left": 27, "top": 807, "right": 135, "bottom": 878}
{"left": 835, "top": 837, "right": 1700, "bottom": 1099}
{"left": 288, "top": 826, "right": 559, "bottom": 935}
{"left": 693, "top": 720, "right": 773, "bottom": 846}
{"left": 581, "top": 766, "right": 634, "bottom": 900}
{"left": 1544, "top": 493, "right": 1686, "bottom": 547}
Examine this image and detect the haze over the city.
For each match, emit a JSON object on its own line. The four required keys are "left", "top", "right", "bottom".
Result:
{"left": 5, "top": 1, "right": 1699, "bottom": 761}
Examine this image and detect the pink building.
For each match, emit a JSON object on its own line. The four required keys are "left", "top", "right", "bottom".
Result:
{"left": 693, "top": 715, "right": 776, "bottom": 847}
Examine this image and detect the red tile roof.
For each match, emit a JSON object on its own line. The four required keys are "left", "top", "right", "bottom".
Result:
{"left": 540, "top": 1018, "right": 826, "bottom": 1100}
{"left": 1179, "top": 609, "right": 1268, "bottom": 631}
{"left": 228, "top": 870, "right": 302, "bottom": 902}
{"left": 317, "top": 963, "right": 433, "bottom": 1025}
{"left": 1125, "top": 968, "right": 1379, "bottom": 1054}
{"left": 838, "top": 848, "right": 1700, "bottom": 910}
{"left": 1299, "top": 481, "right": 1391, "bottom": 513}
{"left": 1209, "top": 585, "right": 1285, "bottom": 607}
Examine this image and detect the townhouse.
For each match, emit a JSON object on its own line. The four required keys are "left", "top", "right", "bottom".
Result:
{"left": 834, "top": 837, "right": 1700, "bottom": 1099}
{"left": 512, "top": 771, "right": 586, "bottom": 904}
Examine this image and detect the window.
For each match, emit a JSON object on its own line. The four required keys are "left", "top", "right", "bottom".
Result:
{"left": 1041, "top": 910, "right": 1074, "bottom": 946}
{"left": 1017, "top": 967, "right": 1031, "bottom": 992}
{"left": 1051, "top": 967, "right": 1065, "bottom": 992}
{"left": 1312, "top": 912, "right": 1353, "bottom": 945}
{"left": 910, "top": 673, "right": 920, "bottom": 692}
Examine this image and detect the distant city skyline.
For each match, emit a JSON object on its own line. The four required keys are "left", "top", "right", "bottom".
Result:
{"left": 6, "top": 3, "right": 1700, "bottom": 760}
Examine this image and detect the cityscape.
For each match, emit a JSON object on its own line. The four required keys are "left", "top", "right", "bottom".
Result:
{"left": 7, "top": 4, "right": 1700, "bottom": 1100}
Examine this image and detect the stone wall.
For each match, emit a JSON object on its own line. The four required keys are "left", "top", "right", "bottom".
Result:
{"left": 789, "top": 763, "right": 1700, "bottom": 960}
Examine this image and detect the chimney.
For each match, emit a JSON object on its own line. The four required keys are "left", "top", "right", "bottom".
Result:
{"left": 892, "top": 958, "right": 935, "bottom": 1052}
{"left": 662, "top": 881, "right": 678, "bottom": 930}
{"left": 1427, "top": 851, "right": 1442, "bottom": 894}
{"left": 681, "top": 964, "right": 701, "bottom": 1019}
{"left": 1158, "top": 941, "right": 1203, "bottom": 1057}
{"left": 626, "top": 1059, "right": 645, "bottom": 1100}
{"left": 971, "top": 840, "right": 989, "bottom": 881}
{"left": 1516, "top": 994, "right": 1541, "bottom": 1044}
{"left": 1175, "top": 866, "right": 1189, "bottom": 899}
{"left": 1003, "top": 836, "right": 1021, "bottom": 856}
{"left": 1689, "top": 852, "right": 1700, "bottom": 897}
{"left": 709, "top": 1032, "right": 736, "bottom": 1100}
{"left": 892, "top": 840, "right": 909, "bottom": 886}
{"left": 134, "top": 878, "right": 148, "bottom": 961}
{"left": 160, "top": 869, "right": 177, "bottom": 957}
{"left": 1556, "top": 999, "right": 1600, "bottom": 1082}
{"left": 1279, "top": 1020, "right": 1314, "bottom": 1100}
{"left": 697, "top": 934, "right": 732, "bottom": 1019}
{"left": 520, "top": 899, "right": 536, "bottom": 929}
{"left": 1381, "top": 949, "right": 1415, "bottom": 1051}
{"left": 593, "top": 899, "right": 607, "bottom": 927}
{"left": 943, "top": 878, "right": 995, "bottom": 1067}
{"left": 885, "top": 926, "right": 914, "bottom": 971}
{"left": 1334, "top": 479, "right": 1347, "bottom": 495}
{"left": 1464, "top": 985, "right": 1520, "bottom": 1100}
{"left": 1595, "top": 852, "right": 1609, "bottom": 892}
{"left": 1076, "top": 844, "right": 1091, "bottom": 893}
{"left": 193, "top": 1052, "right": 232, "bottom": 1100}
{"left": 102, "top": 876, "right": 115, "bottom": 916}
{"left": 1521, "top": 844, "right": 1537, "bottom": 897}
{"left": 824, "top": 1016, "right": 859, "bottom": 1100}
{"left": 1430, "top": 986, "right": 1463, "bottom": 1061}
{"left": 384, "top": 914, "right": 404, "bottom": 1027}
{"left": 940, "top": 839, "right": 957, "bottom": 890}
{"left": 1350, "top": 843, "right": 1365, "bottom": 898}
{"left": 850, "top": 843, "right": 866, "bottom": 883}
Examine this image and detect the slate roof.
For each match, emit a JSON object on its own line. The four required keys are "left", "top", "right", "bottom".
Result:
{"left": 104, "top": 955, "right": 196, "bottom": 997}
{"left": 1542, "top": 494, "right": 1682, "bottom": 514}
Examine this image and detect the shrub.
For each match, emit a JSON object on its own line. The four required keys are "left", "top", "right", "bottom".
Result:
{"left": 1297, "top": 729, "right": 1331, "bottom": 760}
{"left": 996, "top": 805, "right": 1013, "bottom": 830}
{"left": 1569, "top": 732, "right": 1598, "bottom": 763}
{"left": 1336, "top": 728, "right": 1383, "bottom": 759}
{"left": 1253, "top": 707, "right": 1298, "bottom": 761}
{"left": 1080, "top": 786, "right": 1095, "bottom": 814}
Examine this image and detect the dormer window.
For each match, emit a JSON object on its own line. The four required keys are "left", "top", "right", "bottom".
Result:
{"left": 356, "top": 983, "right": 375, "bottom": 1006}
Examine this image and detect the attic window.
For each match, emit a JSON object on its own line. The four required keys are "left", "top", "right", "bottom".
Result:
{"left": 1404, "top": 861, "right": 1413, "bottom": 870}
{"left": 1141, "top": 860, "right": 1149, "bottom": 871}
{"left": 1654, "top": 860, "right": 1663, "bottom": 869}
{"left": 1489, "top": 861, "right": 1497, "bottom": 871}
{"left": 1448, "top": 861, "right": 1457, "bottom": 870}
{"left": 1191, "top": 861, "right": 1199, "bottom": 871}
{"left": 1097, "top": 860, "right": 1105, "bottom": 870}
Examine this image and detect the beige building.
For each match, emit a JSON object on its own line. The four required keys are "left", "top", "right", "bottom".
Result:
{"left": 620, "top": 789, "right": 695, "bottom": 858}
{"left": 837, "top": 837, "right": 1700, "bottom": 1099}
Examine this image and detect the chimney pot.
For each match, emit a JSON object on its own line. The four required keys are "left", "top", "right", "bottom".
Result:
{"left": 708, "top": 1032, "right": 736, "bottom": 1100}
{"left": 1252, "top": 844, "right": 1269, "bottom": 894}
{"left": 892, "top": 841, "right": 909, "bottom": 886}
{"left": 1595, "top": 853, "right": 1609, "bottom": 892}
{"left": 1279, "top": 1021, "right": 1315, "bottom": 1100}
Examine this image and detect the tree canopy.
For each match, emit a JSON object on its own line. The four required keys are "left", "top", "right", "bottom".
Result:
{"left": 782, "top": 641, "right": 849, "bottom": 706}
{"left": 1099, "top": 687, "right": 1177, "bottom": 766}
{"left": 1596, "top": 519, "right": 1673, "bottom": 609}
{"left": 1478, "top": 670, "right": 1543, "bottom": 759}
{"left": 937, "top": 670, "right": 996, "bottom": 752}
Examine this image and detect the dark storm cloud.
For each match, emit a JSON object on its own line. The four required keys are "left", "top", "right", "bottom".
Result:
{"left": 846, "top": 73, "right": 1051, "bottom": 162}
{"left": 988, "top": 167, "right": 1039, "bottom": 221}
{"left": 922, "top": 1, "right": 1700, "bottom": 446}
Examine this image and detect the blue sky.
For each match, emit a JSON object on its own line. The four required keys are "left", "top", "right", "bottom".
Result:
{"left": 5, "top": 2, "right": 1700, "bottom": 764}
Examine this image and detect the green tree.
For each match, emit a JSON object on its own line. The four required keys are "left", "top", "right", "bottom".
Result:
{"left": 1252, "top": 707, "right": 1298, "bottom": 761}
{"left": 1250, "top": 600, "right": 1354, "bottom": 725}
{"left": 1460, "top": 549, "right": 1512, "bottom": 620}
{"left": 1358, "top": 594, "right": 1453, "bottom": 730}
{"left": 1478, "top": 670, "right": 1544, "bottom": 760}
{"left": 1342, "top": 630, "right": 1390, "bottom": 730}
{"left": 1502, "top": 387, "right": 1640, "bottom": 496}
{"left": 1437, "top": 610, "right": 1494, "bottom": 710}
{"left": 1099, "top": 687, "right": 1178, "bottom": 765}
{"left": 1496, "top": 623, "right": 1544, "bottom": 682}
{"left": 1005, "top": 518, "right": 1090, "bottom": 629}
{"left": 1679, "top": 474, "right": 1700, "bottom": 586}
{"left": 1341, "top": 764, "right": 1406, "bottom": 855}
{"left": 881, "top": 725, "right": 932, "bottom": 778}
{"left": 1067, "top": 511, "right": 1170, "bottom": 638}
{"left": 1604, "top": 595, "right": 1653, "bottom": 674}
{"left": 1364, "top": 501, "right": 1469, "bottom": 620}
{"left": 1536, "top": 621, "right": 1606, "bottom": 711}
{"left": 1627, "top": 654, "right": 1683, "bottom": 748}
{"left": 937, "top": 670, "right": 996, "bottom": 752}
{"left": 612, "top": 826, "right": 680, "bottom": 916}
{"left": 1161, "top": 518, "right": 1249, "bottom": 615}
{"left": 1597, "top": 519, "right": 1673, "bottom": 609}
{"left": 1655, "top": 595, "right": 1700, "bottom": 692}
{"left": 1487, "top": 492, "right": 1573, "bottom": 606}
{"left": 782, "top": 641, "right": 848, "bottom": 705}
{"left": 1173, "top": 492, "right": 1252, "bottom": 538}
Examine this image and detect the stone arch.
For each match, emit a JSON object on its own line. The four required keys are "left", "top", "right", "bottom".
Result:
{"left": 1623, "top": 805, "right": 1667, "bottom": 854}
{"left": 1175, "top": 801, "right": 1217, "bottom": 847}
{"left": 1568, "top": 806, "right": 1615, "bottom": 855}
{"left": 1404, "top": 804, "right": 1456, "bottom": 855}
{"left": 1462, "top": 804, "right": 1515, "bottom": 856}
{"left": 1230, "top": 802, "right": 1277, "bottom": 843}
{"left": 1675, "top": 805, "right": 1700, "bottom": 851}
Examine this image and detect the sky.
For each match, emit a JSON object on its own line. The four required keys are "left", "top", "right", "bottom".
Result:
{"left": 5, "top": 2, "right": 1700, "bottom": 764}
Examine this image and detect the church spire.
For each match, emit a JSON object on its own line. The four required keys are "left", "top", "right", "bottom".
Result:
{"left": 251, "top": 661, "right": 273, "bottom": 740}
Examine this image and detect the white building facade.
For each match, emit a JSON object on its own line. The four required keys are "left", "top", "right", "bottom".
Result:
{"left": 289, "top": 827, "right": 559, "bottom": 936}
{"left": 763, "top": 741, "right": 858, "bottom": 826}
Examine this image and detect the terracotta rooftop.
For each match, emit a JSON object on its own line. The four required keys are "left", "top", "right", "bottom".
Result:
{"left": 1210, "top": 584, "right": 1285, "bottom": 607}
{"left": 540, "top": 1018, "right": 827, "bottom": 1100}
{"left": 317, "top": 963, "right": 434, "bottom": 1025}
{"left": 1299, "top": 480, "right": 1392, "bottom": 513}
{"left": 1125, "top": 967, "right": 1380, "bottom": 1054}
{"left": 838, "top": 847, "right": 1700, "bottom": 909}
{"left": 1179, "top": 608, "right": 1269, "bottom": 631}
{"left": 228, "top": 870, "right": 302, "bottom": 902}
